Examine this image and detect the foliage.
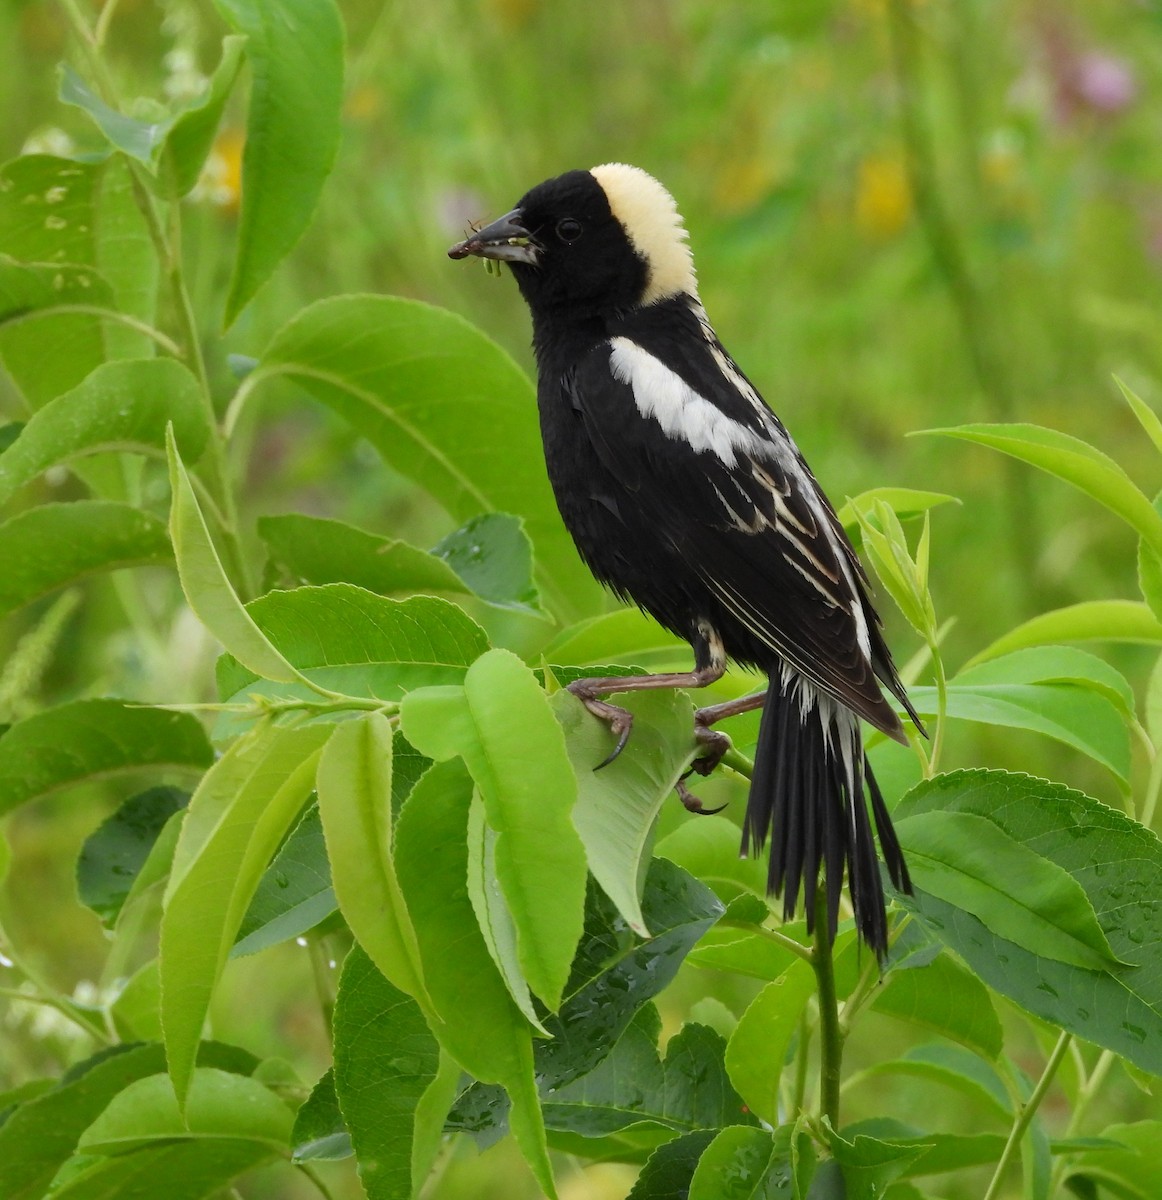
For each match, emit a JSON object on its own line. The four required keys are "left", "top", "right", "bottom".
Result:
{"left": 2, "top": 3, "right": 1162, "bottom": 1200}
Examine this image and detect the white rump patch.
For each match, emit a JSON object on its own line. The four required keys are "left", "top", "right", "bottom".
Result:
{"left": 608, "top": 338, "right": 763, "bottom": 465}
{"left": 590, "top": 163, "right": 698, "bottom": 305}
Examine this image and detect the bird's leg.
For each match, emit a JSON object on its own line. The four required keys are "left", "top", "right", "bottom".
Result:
{"left": 688, "top": 690, "right": 767, "bottom": 776}
{"left": 567, "top": 623, "right": 726, "bottom": 769}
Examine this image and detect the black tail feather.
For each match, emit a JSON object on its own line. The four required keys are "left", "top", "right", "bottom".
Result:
{"left": 742, "top": 676, "right": 912, "bottom": 958}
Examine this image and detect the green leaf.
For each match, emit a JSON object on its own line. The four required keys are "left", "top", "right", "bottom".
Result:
{"left": 331, "top": 946, "right": 440, "bottom": 1200}
{"left": 628, "top": 1130, "right": 717, "bottom": 1200}
{"left": 48, "top": 1141, "right": 277, "bottom": 1200}
{"left": 162, "top": 35, "right": 247, "bottom": 197}
{"left": 725, "top": 961, "right": 816, "bottom": 1126}
{"left": 0, "top": 257, "right": 113, "bottom": 407}
{"left": 467, "top": 790, "right": 549, "bottom": 1033}
{"left": 161, "top": 724, "right": 329, "bottom": 1105}
{"left": 828, "top": 1125, "right": 927, "bottom": 1200}
{"left": 850, "top": 1044, "right": 1011, "bottom": 1121}
{"left": 689, "top": 1125, "right": 797, "bottom": 1200}
{"left": 0, "top": 699, "right": 211, "bottom": 818}
{"left": 232, "top": 800, "right": 334, "bottom": 957}
{"left": 215, "top": 586, "right": 491, "bottom": 713}
{"left": 895, "top": 769, "right": 1162, "bottom": 1074}
{"left": 59, "top": 65, "right": 173, "bottom": 164}
{"left": 1117, "top": 377, "right": 1162, "bottom": 459}
{"left": 114, "top": 809, "right": 185, "bottom": 928}
{"left": 543, "top": 607, "right": 687, "bottom": 668}
{"left": 897, "top": 810, "right": 1121, "bottom": 970}
{"left": 316, "top": 713, "right": 429, "bottom": 1006}
{"left": 1064, "top": 1121, "right": 1162, "bottom": 1199}
{"left": 259, "top": 510, "right": 545, "bottom": 613}
{"left": 292, "top": 1070, "right": 351, "bottom": 1162}
{"left": 836, "top": 487, "right": 959, "bottom": 549}
{"left": 412, "top": 1051, "right": 462, "bottom": 1190}
{"left": 450, "top": 861, "right": 724, "bottom": 1138}
{"left": 213, "top": 0, "right": 344, "bottom": 322}
{"left": 872, "top": 951, "right": 1004, "bottom": 1060}
{"left": 94, "top": 157, "right": 158, "bottom": 360}
{"left": 0, "top": 1042, "right": 256, "bottom": 1200}
{"left": 256, "top": 295, "right": 603, "bottom": 619}
{"left": 166, "top": 429, "right": 304, "bottom": 685}
{"left": 921, "top": 422, "right": 1162, "bottom": 557}
{"left": 0, "top": 155, "right": 99, "bottom": 263}
{"left": 394, "top": 758, "right": 556, "bottom": 1198}
{"left": 904, "top": 677, "right": 1130, "bottom": 784}
{"left": 431, "top": 513, "right": 543, "bottom": 610}
{"left": 557, "top": 688, "right": 700, "bottom": 935}
{"left": 0, "top": 359, "right": 208, "bottom": 507}
{"left": 109, "top": 959, "right": 162, "bottom": 1042}
{"left": 955, "top": 646, "right": 1136, "bottom": 717}
{"left": 969, "top": 600, "right": 1162, "bottom": 667}
{"left": 0, "top": 501, "right": 171, "bottom": 619}
{"left": 545, "top": 1015, "right": 752, "bottom": 1141}
{"left": 656, "top": 811, "right": 769, "bottom": 906}
{"left": 77, "top": 786, "right": 188, "bottom": 925}
{"left": 401, "top": 649, "right": 586, "bottom": 1010}
{"left": 77, "top": 1067, "right": 292, "bottom": 1153}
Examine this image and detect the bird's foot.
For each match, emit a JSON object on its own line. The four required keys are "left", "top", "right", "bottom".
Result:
{"left": 689, "top": 719, "right": 731, "bottom": 777}
{"left": 675, "top": 778, "right": 728, "bottom": 815}
{"left": 567, "top": 681, "right": 634, "bottom": 769}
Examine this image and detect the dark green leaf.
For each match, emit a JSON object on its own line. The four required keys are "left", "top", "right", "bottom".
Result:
{"left": 628, "top": 1130, "right": 716, "bottom": 1200}
{"left": 292, "top": 1069, "right": 351, "bottom": 1162}
{"left": 0, "top": 699, "right": 211, "bottom": 818}
{"left": 432, "top": 513, "right": 542, "bottom": 610}
{"left": 232, "top": 800, "right": 334, "bottom": 957}
{"left": 0, "top": 359, "right": 208, "bottom": 506}
{"left": 213, "top": 0, "right": 344, "bottom": 322}
{"left": 543, "top": 1015, "right": 752, "bottom": 1139}
{"left": 332, "top": 946, "right": 440, "bottom": 1199}
{"left": 256, "top": 295, "right": 603, "bottom": 619}
{"left": 77, "top": 786, "right": 188, "bottom": 925}
{"left": 895, "top": 770, "right": 1162, "bottom": 1074}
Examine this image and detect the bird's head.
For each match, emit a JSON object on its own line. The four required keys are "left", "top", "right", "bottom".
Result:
{"left": 448, "top": 163, "right": 697, "bottom": 317}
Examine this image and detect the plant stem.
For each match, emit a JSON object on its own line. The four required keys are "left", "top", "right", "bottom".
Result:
{"left": 925, "top": 636, "right": 949, "bottom": 777}
{"left": 812, "top": 888, "right": 843, "bottom": 1130}
{"left": 1047, "top": 1047, "right": 1117, "bottom": 1196}
{"left": 982, "top": 1030, "right": 1072, "bottom": 1200}
{"left": 720, "top": 747, "right": 754, "bottom": 779}
{"left": 750, "top": 924, "right": 814, "bottom": 965}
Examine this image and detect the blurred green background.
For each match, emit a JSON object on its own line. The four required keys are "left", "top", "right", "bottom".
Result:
{"left": 2, "top": 1, "right": 1161, "bottom": 1196}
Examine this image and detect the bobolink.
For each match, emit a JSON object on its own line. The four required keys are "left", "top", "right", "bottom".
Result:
{"left": 449, "top": 164, "right": 922, "bottom": 955}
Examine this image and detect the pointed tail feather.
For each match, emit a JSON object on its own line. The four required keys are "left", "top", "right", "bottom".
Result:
{"left": 742, "top": 674, "right": 911, "bottom": 957}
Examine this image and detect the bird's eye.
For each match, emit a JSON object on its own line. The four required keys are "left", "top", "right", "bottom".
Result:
{"left": 556, "top": 218, "right": 583, "bottom": 243}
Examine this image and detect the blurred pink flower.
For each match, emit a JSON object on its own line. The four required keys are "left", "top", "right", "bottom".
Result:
{"left": 1074, "top": 52, "right": 1136, "bottom": 114}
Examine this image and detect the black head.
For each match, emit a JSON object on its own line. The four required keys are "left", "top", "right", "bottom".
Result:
{"left": 449, "top": 164, "right": 698, "bottom": 320}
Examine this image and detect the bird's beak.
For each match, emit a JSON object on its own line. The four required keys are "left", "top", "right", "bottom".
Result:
{"left": 448, "top": 209, "right": 540, "bottom": 265}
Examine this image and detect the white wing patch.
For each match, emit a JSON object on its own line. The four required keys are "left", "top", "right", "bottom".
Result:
{"left": 608, "top": 337, "right": 764, "bottom": 466}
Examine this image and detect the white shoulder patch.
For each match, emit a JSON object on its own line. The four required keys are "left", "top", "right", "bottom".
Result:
{"left": 590, "top": 163, "right": 698, "bottom": 305}
{"left": 608, "top": 337, "right": 761, "bottom": 464}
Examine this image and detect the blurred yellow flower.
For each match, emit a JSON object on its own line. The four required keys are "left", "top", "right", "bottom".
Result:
{"left": 345, "top": 84, "right": 383, "bottom": 122}
{"left": 191, "top": 128, "right": 245, "bottom": 212}
{"left": 855, "top": 153, "right": 912, "bottom": 238}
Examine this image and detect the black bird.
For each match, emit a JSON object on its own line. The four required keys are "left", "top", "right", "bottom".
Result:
{"left": 449, "top": 164, "right": 923, "bottom": 955}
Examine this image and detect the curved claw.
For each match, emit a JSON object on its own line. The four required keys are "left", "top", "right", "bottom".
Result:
{"left": 676, "top": 779, "right": 728, "bottom": 815}
{"left": 594, "top": 713, "right": 633, "bottom": 769}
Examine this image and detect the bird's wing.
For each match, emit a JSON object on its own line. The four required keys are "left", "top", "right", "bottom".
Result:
{"left": 568, "top": 336, "right": 907, "bottom": 737}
